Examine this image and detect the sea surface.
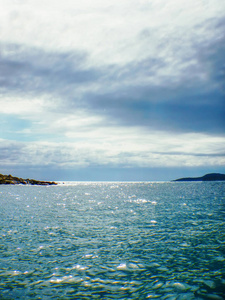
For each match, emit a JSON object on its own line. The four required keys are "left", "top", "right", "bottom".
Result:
{"left": 0, "top": 182, "right": 225, "bottom": 300}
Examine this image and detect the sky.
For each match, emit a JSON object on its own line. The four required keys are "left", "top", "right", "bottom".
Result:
{"left": 0, "top": 0, "right": 225, "bottom": 181}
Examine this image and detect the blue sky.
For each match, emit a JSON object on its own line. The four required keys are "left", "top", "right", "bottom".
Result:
{"left": 0, "top": 0, "right": 225, "bottom": 181}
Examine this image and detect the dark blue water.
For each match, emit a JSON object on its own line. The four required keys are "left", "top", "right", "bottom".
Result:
{"left": 0, "top": 182, "right": 225, "bottom": 299}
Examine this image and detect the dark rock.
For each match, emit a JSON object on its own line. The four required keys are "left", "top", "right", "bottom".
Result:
{"left": 173, "top": 173, "right": 225, "bottom": 182}
{"left": 0, "top": 173, "right": 57, "bottom": 185}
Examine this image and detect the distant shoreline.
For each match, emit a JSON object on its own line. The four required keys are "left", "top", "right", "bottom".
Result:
{"left": 0, "top": 173, "right": 57, "bottom": 185}
{"left": 1, "top": 172, "right": 225, "bottom": 185}
{"left": 173, "top": 173, "right": 225, "bottom": 182}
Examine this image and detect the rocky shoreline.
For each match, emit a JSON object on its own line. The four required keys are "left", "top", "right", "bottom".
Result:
{"left": 0, "top": 173, "right": 57, "bottom": 185}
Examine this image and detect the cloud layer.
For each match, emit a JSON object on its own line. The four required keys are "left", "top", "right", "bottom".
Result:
{"left": 0, "top": 0, "right": 225, "bottom": 178}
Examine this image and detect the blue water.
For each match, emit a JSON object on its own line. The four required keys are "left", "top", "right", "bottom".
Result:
{"left": 0, "top": 182, "right": 225, "bottom": 299}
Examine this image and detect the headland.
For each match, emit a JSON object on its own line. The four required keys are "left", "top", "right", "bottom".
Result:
{"left": 173, "top": 173, "right": 225, "bottom": 182}
{"left": 0, "top": 173, "right": 57, "bottom": 185}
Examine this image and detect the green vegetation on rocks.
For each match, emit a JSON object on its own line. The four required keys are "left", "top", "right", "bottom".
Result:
{"left": 0, "top": 173, "right": 57, "bottom": 185}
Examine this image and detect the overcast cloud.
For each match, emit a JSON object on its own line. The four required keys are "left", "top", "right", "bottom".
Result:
{"left": 0, "top": 0, "right": 224, "bottom": 180}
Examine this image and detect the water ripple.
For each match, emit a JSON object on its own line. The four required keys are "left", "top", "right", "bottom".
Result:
{"left": 0, "top": 182, "right": 224, "bottom": 299}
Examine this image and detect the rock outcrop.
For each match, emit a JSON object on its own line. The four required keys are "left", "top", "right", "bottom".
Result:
{"left": 173, "top": 173, "right": 225, "bottom": 182}
{"left": 0, "top": 173, "right": 57, "bottom": 185}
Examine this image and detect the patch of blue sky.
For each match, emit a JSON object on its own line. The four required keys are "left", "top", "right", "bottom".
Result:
{"left": 0, "top": 114, "right": 30, "bottom": 139}
{"left": 0, "top": 114, "right": 60, "bottom": 142}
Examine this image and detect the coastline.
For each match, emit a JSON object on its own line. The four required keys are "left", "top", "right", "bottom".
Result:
{"left": 0, "top": 173, "right": 57, "bottom": 186}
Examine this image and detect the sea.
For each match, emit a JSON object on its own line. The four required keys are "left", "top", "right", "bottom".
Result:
{"left": 0, "top": 181, "right": 224, "bottom": 300}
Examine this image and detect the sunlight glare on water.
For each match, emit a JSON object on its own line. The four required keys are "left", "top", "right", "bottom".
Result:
{"left": 0, "top": 182, "right": 225, "bottom": 299}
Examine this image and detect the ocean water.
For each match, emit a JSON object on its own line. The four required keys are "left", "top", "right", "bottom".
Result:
{"left": 0, "top": 182, "right": 225, "bottom": 300}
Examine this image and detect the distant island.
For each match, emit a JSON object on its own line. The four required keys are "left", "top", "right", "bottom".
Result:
{"left": 173, "top": 173, "right": 225, "bottom": 182}
{"left": 0, "top": 173, "right": 57, "bottom": 185}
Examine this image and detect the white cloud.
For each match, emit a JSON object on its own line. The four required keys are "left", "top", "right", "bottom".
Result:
{"left": 0, "top": 0, "right": 224, "bottom": 68}
{"left": 1, "top": 126, "right": 224, "bottom": 168}
{"left": 0, "top": 89, "right": 224, "bottom": 169}
{"left": 0, "top": 0, "right": 224, "bottom": 176}
{"left": 0, "top": 95, "right": 46, "bottom": 115}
